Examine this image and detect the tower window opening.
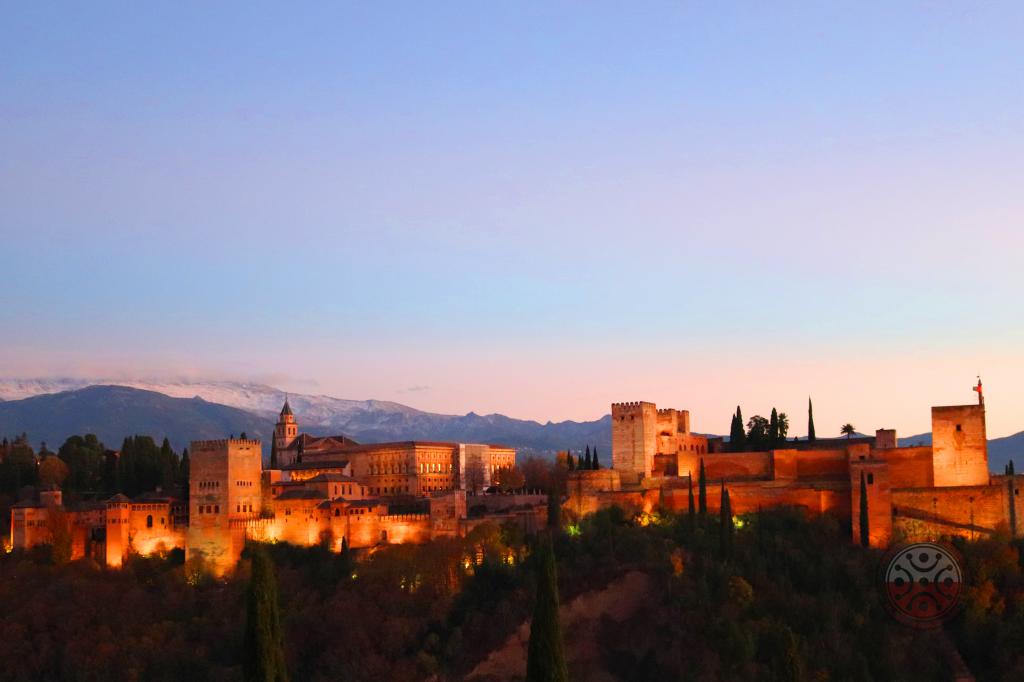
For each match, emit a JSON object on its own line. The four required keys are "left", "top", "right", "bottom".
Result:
{"left": 867, "top": 473, "right": 874, "bottom": 485}
{"left": 956, "top": 424, "right": 962, "bottom": 432}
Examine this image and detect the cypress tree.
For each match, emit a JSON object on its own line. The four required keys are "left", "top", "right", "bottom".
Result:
{"left": 270, "top": 440, "right": 279, "bottom": 470}
{"left": 698, "top": 459, "right": 708, "bottom": 515}
{"left": 567, "top": 453, "right": 575, "bottom": 471}
{"left": 179, "top": 448, "right": 190, "bottom": 501}
{"left": 243, "top": 547, "right": 289, "bottom": 682}
{"left": 592, "top": 447, "right": 599, "bottom": 470}
{"left": 720, "top": 480, "right": 733, "bottom": 555}
{"left": 769, "top": 408, "right": 779, "bottom": 447}
{"left": 547, "top": 488, "right": 562, "bottom": 531}
{"left": 808, "top": 397, "right": 816, "bottom": 442}
{"left": 583, "top": 446, "right": 591, "bottom": 470}
{"left": 687, "top": 472, "right": 696, "bottom": 532}
{"left": 733, "top": 407, "right": 747, "bottom": 451}
{"left": 859, "top": 471, "right": 870, "bottom": 548}
{"left": 526, "top": 538, "right": 568, "bottom": 682}
{"left": 1009, "top": 461, "right": 1017, "bottom": 538}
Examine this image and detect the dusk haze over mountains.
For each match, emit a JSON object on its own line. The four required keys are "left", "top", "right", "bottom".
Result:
{"left": 3, "top": 3, "right": 1024, "bottom": 681}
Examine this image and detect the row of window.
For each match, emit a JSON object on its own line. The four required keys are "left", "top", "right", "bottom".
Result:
{"left": 235, "top": 480, "right": 254, "bottom": 487}
{"left": 197, "top": 504, "right": 220, "bottom": 514}
{"left": 198, "top": 481, "right": 220, "bottom": 490}
{"left": 236, "top": 504, "right": 254, "bottom": 513}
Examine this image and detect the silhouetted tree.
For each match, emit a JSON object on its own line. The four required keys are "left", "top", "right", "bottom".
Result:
{"left": 243, "top": 547, "right": 289, "bottom": 682}
{"left": 567, "top": 453, "right": 575, "bottom": 471}
{"left": 842, "top": 424, "right": 857, "bottom": 439}
{"left": 270, "top": 440, "right": 279, "bottom": 470}
{"left": 720, "top": 480, "right": 733, "bottom": 555}
{"left": 731, "top": 406, "right": 747, "bottom": 451}
{"left": 583, "top": 446, "right": 592, "bottom": 470}
{"left": 547, "top": 488, "right": 561, "bottom": 531}
{"left": 526, "top": 538, "right": 568, "bottom": 682}
{"left": 777, "top": 411, "right": 790, "bottom": 442}
{"left": 859, "top": 471, "right": 869, "bottom": 547}
{"left": 698, "top": 459, "right": 708, "bottom": 515}
{"left": 179, "top": 448, "right": 190, "bottom": 500}
{"left": 592, "top": 447, "right": 599, "bottom": 470}
{"left": 770, "top": 408, "right": 780, "bottom": 447}
{"left": 807, "top": 397, "right": 816, "bottom": 442}
{"left": 747, "top": 415, "right": 770, "bottom": 451}
{"left": 1009, "top": 462, "right": 1017, "bottom": 537}
{"left": 687, "top": 472, "right": 696, "bottom": 532}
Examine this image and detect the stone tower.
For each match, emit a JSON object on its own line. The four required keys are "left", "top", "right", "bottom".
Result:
{"left": 274, "top": 399, "right": 298, "bottom": 452}
{"left": 931, "top": 404, "right": 989, "bottom": 487}
{"left": 611, "top": 401, "right": 657, "bottom": 485}
{"left": 186, "top": 438, "right": 263, "bottom": 574}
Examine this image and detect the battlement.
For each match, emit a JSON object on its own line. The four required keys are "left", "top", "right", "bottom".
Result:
{"left": 611, "top": 401, "right": 656, "bottom": 410}
{"left": 191, "top": 439, "right": 262, "bottom": 449}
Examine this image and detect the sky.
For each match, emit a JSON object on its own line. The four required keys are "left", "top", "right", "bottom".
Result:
{"left": 1, "top": 2, "right": 1023, "bottom": 438}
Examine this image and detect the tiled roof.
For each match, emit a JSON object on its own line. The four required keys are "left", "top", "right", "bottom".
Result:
{"left": 308, "top": 473, "right": 357, "bottom": 482}
{"left": 280, "top": 459, "right": 350, "bottom": 471}
{"left": 275, "top": 489, "right": 327, "bottom": 501}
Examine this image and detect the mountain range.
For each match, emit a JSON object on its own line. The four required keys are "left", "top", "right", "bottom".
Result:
{"left": 0, "top": 380, "right": 611, "bottom": 459}
{"left": 0, "top": 378, "right": 1020, "bottom": 471}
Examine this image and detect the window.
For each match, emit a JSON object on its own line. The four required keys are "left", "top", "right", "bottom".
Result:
{"left": 146, "top": 515, "right": 153, "bottom": 528}
{"left": 956, "top": 424, "right": 962, "bottom": 432}
{"left": 867, "top": 473, "right": 874, "bottom": 485}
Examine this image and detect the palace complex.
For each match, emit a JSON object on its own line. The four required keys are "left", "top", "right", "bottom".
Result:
{"left": 10, "top": 401, "right": 535, "bottom": 574}
{"left": 568, "top": 382, "right": 1021, "bottom": 548}
{"left": 9, "top": 383, "right": 1020, "bottom": 573}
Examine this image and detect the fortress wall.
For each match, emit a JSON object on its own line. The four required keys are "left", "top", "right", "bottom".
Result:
{"left": 688, "top": 452, "right": 771, "bottom": 481}
{"left": 794, "top": 449, "right": 849, "bottom": 480}
{"left": 718, "top": 483, "right": 849, "bottom": 516}
{"left": 881, "top": 446, "right": 934, "bottom": 488}
{"left": 379, "top": 514, "right": 431, "bottom": 544}
{"left": 892, "top": 484, "right": 1011, "bottom": 539}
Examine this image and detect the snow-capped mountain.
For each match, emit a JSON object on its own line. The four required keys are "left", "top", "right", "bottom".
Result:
{"left": 0, "top": 378, "right": 611, "bottom": 456}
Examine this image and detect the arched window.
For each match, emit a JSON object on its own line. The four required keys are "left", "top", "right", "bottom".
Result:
{"left": 334, "top": 508, "right": 340, "bottom": 517}
{"left": 146, "top": 515, "right": 153, "bottom": 528}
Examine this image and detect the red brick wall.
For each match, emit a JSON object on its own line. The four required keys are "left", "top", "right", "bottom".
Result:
{"left": 882, "top": 447, "right": 934, "bottom": 488}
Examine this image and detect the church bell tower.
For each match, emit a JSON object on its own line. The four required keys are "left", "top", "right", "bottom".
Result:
{"left": 274, "top": 398, "right": 298, "bottom": 451}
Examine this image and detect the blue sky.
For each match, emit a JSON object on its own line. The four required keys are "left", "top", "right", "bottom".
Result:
{"left": 2, "top": 3, "right": 1022, "bottom": 436}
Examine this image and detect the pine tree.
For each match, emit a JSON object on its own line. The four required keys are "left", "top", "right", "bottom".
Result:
{"left": 769, "top": 408, "right": 779, "bottom": 447}
{"left": 698, "top": 459, "right": 708, "bottom": 515}
{"left": 859, "top": 471, "right": 870, "bottom": 548}
{"left": 807, "top": 397, "right": 816, "bottom": 442}
{"left": 592, "top": 447, "right": 599, "bottom": 470}
{"left": 243, "top": 547, "right": 289, "bottom": 682}
{"left": 526, "top": 538, "right": 568, "bottom": 682}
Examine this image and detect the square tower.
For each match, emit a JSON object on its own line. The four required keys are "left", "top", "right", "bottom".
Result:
{"left": 611, "top": 401, "right": 658, "bottom": 484}
{"left": 186, "top": 438, "right": 263, "bottom": 574}
{"left": 931, "top": 405, "right": 988, "bottom": 487}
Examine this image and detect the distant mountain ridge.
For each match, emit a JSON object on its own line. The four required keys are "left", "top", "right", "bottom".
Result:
{"left": 0, "top": 379, "right": 1020, "bottom": 470}
{"left": 0, "top": 380, "right": 611, "bottom": 458}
